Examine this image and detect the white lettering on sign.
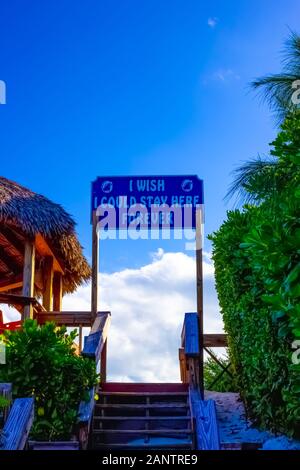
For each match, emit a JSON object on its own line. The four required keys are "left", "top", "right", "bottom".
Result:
{"left": 130, "top": 179, "right": 166, "bottom": 192}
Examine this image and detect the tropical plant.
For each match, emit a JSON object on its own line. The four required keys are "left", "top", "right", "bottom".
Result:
{"left": 209, "top": 113, "right": 300, "bottom": 435}
{"left": 0, "top": 320, "right": 99, "bottom": 441}
{"left": 227, "top": 32, "right": 300, "bottom": 206}
{"left": 252, "top": 30, "right": 300, "bottom": 122}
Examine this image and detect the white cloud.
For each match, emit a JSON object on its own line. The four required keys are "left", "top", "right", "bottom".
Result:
{"left": 207, "top": 17, "right": 219, "bottom": 28}
{"left": 213, "top": 69, "right": 240, "bottom": 82}
{"left": 1, "top": 249, "right": 223, "bottom": 383}
{"left": 64, "top": 249, "right": 223, "bottom": 382}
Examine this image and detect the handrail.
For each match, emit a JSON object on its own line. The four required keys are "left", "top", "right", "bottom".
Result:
{"left": 189, "top": 388, "right": 220, "bottom": 450}
{"left": 180, "top": 313, "right": 220, "bottom": 450}
{"left": 180, "top": 312, "right": 201, "bottom": 390}
{"left": 0, "top": 397, "right": 34, "bottom": 450}
{"left": 77, "top": 311, "right": 111, "bottom": 449}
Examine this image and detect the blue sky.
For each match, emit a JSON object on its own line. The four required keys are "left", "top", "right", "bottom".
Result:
{"left": 0, "top": 0, "right": 299, "bottom": 271}
{"left": 1, "top": 1, "right": 300, "bottom": 380}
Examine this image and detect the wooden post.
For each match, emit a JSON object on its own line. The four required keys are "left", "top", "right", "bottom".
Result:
{"left": 91, "top": 211, "right": 99, "bottom": 320}
{"left": 196, "top": 207, "right": 204, "bottom": 397}
{"left": 22, "top": 241, "right": 35, "bottom": 320}
{"left": 43, "top": 256, "right": 54, "bottom": 311}
{"left": 78, "top": 325, "right": 83, "bottom": 352}
{"left": 53, "top": 272, "right": 63, "bottom": 312}
{"left": 101, "top": 339, "right": 107, "bottom": 382}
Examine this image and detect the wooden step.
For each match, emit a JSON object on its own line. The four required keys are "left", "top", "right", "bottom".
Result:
{"left": 93, "top": 442, "right": 193, "bottom": 449}
{"left": 95, "top": 403, "right": 188, "bottom": 409}
{"left": 99, "top": 391, "right": 188, "bottom": 397}
{"left": 93, "top": 415, "right": 190, "bottom": 421}
{"left": 100, "top": 383, "right": 189, "bottom": 393}
{"left": 92, "top": 429, "right": 192, "bottom": 434}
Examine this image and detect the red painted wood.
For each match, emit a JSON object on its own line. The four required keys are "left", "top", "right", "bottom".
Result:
{"left": 100, "top": 383, "right": 189, "bottom": 393}
{"left": 0, "top": 320, "right": 21, "bottom": 333}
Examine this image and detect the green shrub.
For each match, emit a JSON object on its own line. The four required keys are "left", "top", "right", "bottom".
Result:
{"left": 204, "top": 353, "right": 237, "bottom": 392}
{"left": 209, "top": 115, "right": 300, "bottom": 435}
{"left": 0, "top": 320, "right": 99, "bottom": 441}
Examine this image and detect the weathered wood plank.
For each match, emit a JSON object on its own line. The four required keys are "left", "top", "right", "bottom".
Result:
{"left": 53, "top": 272, "right": 63, "bottom": 312}
{"left": 190, "top": 389, "right": 220, "bottom": 450}
{"left": 183, "top": 312, "right": 200, "bottom": 356}
{"left": 91, "top": 211, "right": 99, "bottom": 319}
{"left": 35, "top": 311, "right": 93, "bottom": 326}
{"left": 35, "top": 233, "right": 64, "bottom": 274}
{"left": 78, "top": 388, "right": 95, "bottom": 424}
{"left": 77, "top": 387, "right": 95, "bottom": 450}
{"left": 0, "top": 397, "right": 34, "bottom": 450}
{"left": 42, "top": 256, "right": 54, "bottom": 311}
{"left": 28, "top": 440, "right": 79, "bottom": 450}
{"left": 203, "top": 334, "right": 228, "bottom": 348}
{"left": 22, "top": 241, "right": 35, "bottom": 320}
{"left": 82, "top": 312, "right": 111, "bottom": 362}
{"left": 178, "top": 347, "right": 188, "bottom": 383}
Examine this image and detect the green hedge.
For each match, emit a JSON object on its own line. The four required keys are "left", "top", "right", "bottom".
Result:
{"left": 209, "top": 115, "right": 300, "bottom": 435}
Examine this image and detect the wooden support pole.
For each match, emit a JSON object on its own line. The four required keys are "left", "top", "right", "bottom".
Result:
{"left": 78, "top": 325, "right": 83, "bottom": 352}
{"left": 22, "top": 241, "right": 35, "bottom": 320}
{"left": 42, "top": 256, "right": 54, "bottom": 311}
{"left": 91, "top": 211, "right": 99, "bottom": 320}
{"left": 53, "top": 272, "right": 63, "bottom": 312}
{"left": 196, "top": 207, "right": 204, "bottom": 397}
{"left": 100, "top": 339, "right": 107, "bottom": 383}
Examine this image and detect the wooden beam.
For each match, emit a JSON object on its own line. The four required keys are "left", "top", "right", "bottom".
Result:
{"left": 53, "top": 272, "right": 63, "bottom": 311}
{"left": 91, "top": 211, "right": 99, "bottom": 319}
{"left": 0, "top": 280, "right": 22, "bottom": 293}
{"left": 203, "top": 334, "right": 228, "bottom": 348}
{"left": 101, "top": 339, "right": 107, "bottom": 382}
{"left": 35, "top": 234, "right": 64, "bottom": 274}
{"left": 35, "top": 311, "right": 94, "bottom": 326}
{"left": 0, "top": 245, "right": 22, "bottom": 275}
{"left": 42, "top": 256, "right": 54, "bottom": 311}
{"left": 0, "top": 227, "right": 24, "bottom": 257}
{"left": 196, "top": 207, "right": 204, "bottom": 397}
{"left": 22, "top": 241, "right": 35, "bottom": 320}
{"left": 0, "top": 293, "right": 36, "bottom": 306}
{"left": 179, "top": 347, "right": 188, "bottom": 383}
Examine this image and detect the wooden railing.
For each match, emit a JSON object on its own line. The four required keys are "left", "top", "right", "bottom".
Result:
{"left": 179, "top": 313, "right": 220, "bottom": 450}
{"left": 179, "top": 312, "right": 229, "bottom": 391}
{"left": 77, "top": 311, "right": 111, "bottom": 449}
{"left": 0, "top": 395, "right": 34, "bottom": 450}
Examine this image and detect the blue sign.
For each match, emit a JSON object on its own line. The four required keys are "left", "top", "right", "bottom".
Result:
{"left": 91, "top": 175, "right": 204, "bottom": 229}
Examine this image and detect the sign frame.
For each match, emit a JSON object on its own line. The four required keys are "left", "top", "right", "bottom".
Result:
{"left": 90, "top": 175, "right": 204, "bottom": 396}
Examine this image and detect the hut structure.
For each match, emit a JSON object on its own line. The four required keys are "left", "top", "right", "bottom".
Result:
{"left": 0, "top": 177, "right": 91, "bottom": 321}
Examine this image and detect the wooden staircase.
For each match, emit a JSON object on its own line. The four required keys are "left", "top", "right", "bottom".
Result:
{"left": 90, "top": 383, "right": 194, "bottom": 450}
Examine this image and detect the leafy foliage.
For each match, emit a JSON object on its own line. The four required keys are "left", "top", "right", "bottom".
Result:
{"left": 204, "top": 353, "right": 237, "bottom": 393}
{"left": 0, "top": 320, "right": 99, "bottom": 441}
{"left": 251, "top": 31, "right": 300, "bottom": 122}
{"left": 209, "top": 113, "right": 300, "bottom": 435}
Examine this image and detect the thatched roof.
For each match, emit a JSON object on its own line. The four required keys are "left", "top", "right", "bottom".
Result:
{"left": 0, "top": 176, "right": 91, "bottom": 293}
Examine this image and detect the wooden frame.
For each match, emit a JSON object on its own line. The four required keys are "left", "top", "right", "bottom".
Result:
{"left": 77, "top": 311, "right": 111, "bottom": 449}
{"left": 22, "top": 241, "right": 35, "bottom": 320}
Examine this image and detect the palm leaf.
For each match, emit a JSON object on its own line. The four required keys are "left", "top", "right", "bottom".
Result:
{"left": 225, "top": 157, "right": 279, "bottom": 205}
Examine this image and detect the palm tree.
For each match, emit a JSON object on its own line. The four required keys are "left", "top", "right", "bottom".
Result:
{"left": 226, "top": 31, "right": 300, "bottom": 205}
{"left": 252, "top": 31, "right": 300, "bottom": 123}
